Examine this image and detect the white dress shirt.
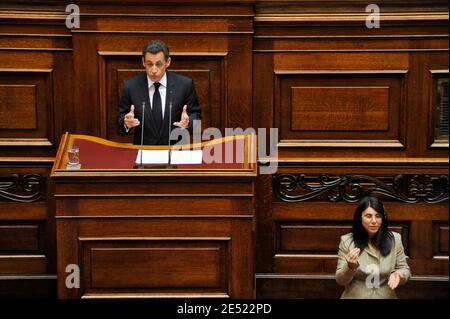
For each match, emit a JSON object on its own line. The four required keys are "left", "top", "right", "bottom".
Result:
{"left": 124, "top": 72, "right": 168, "bottom": 132}
{"left": 147, "top": 72, "right": 167, "bottom": 119}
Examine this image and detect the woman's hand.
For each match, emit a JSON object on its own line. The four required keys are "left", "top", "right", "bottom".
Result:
{"left": 388, "top": 271, "right": 404, "bottom": 289}
{"left": 345, "top": 248, "right": 360, "bottom": 270}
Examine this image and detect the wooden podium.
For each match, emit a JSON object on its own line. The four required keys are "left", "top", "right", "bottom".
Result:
{"left": 51, "top": 133, "right": 257, "bottom": 298}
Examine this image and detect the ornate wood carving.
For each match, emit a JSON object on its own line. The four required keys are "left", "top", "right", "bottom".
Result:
{"left": 273, "top": 174, "right": 449, "bottom": 204}
{"left": 0, "top": 173, "right": 44, "bottom": 202}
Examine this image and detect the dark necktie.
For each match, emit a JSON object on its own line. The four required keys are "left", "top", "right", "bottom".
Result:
{"left": 152, "top": 82, "right": 163, "bottom": 131}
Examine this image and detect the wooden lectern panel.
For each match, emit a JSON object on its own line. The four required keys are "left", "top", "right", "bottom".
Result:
{"left": 51, "top": 133, "right": 256, "bottom": 298}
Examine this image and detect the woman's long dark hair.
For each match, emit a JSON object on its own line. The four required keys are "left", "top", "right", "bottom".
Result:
{"left": 351, "top": 196, "right": 393, "bottom": 257}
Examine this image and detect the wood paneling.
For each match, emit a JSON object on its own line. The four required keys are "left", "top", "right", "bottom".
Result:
{"left": 57, "top": 207, "right": 253, "bottom": 298}
{"left": 0, "top": 20, "right": 73, "bottom": 157}
{"left": 275, "top": 220, "right": 409, "bottom": 274}
{"left": 279, "top": 224, "right": 351, "bottom": 253}
{"left": 0, "top": 225, "right": 39, "bottom": 251}
{"left": 0, "top": 70, "right": 54, "bottom": 146}
{"left": 435, "top": 222, "right": 449, "bottom": 256}
{"left": 86, "top": 241, "right": 226, "bottom": 290}
{"left": 256, "top": 275, "right": 449, "bottom": 299}
{"left": 276, "top": 70, "right": 406, "bottom": 148}
{"left": 0, "top": 201, "right": 48, "bottom": 220}
{"left": 428, "top": 70, "right": 449, "bottom": 149}
{"left": 0, "top": 256, "right": 48, "bottom": 275}
{"left": 0, "top": 85, "right": 37, "bottom": 129}
{"left": 56, "top": 197, "right": 253, "bottom": 216}
{"left": 0, "top": 165, "right": 55, "bottom": 297}
{"left": 255, "top": 174, "right": 274, "bottom": 273}
{"left": 254, "top": 4, "right": 448, "bottom": 158}
{"left": 54, "top": 180, "right": 253, "bottom": 196}
{"left": 291, "top": 87, "right": 389, "bottom": 131}
{"left": 70, "top": 5, "right": 253, "bottom": 138}
{"left": 0, "top": 276, "right": 56, "bottom": 299}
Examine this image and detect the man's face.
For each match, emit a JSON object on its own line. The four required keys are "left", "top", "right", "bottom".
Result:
{"left": 142, "top": 52, "right": 171, "bottom": 83}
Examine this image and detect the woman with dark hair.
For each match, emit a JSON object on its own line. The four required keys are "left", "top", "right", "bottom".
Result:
{"left": 336, "top": 196, "right": 410, "bottom": 298}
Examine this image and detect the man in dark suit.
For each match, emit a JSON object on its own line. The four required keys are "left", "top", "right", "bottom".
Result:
{"left": 117, "top": 40, "right": 201, "bottom": 145}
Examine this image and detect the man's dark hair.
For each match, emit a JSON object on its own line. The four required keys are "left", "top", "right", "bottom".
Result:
{"left": 142, "top": 40, "right": 170, "bottom": 60}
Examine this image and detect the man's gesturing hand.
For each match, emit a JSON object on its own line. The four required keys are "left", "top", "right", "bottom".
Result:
{"left": 124, "top": 105, "right": 140, "bottom": 128}
{"left": 173, "top": 105, "right": 190, "bottom": 129}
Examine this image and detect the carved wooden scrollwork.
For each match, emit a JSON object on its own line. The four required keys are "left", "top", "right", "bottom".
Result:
{"left": 273, "top": 174, "right": 449, "bottom": 203}
{"left": 0, "top": 173, "right": 44, "bottom": 202}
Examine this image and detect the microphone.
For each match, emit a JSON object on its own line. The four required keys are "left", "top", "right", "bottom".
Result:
{"left": 133, "top": 101, "right": 146, "bottom": 169}
{"left": 166, "top": 93, "right": 177, "bottom": 169}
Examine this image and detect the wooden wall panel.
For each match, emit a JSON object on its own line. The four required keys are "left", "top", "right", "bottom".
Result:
{"left": 71, "top": 6, "right": 253, "bottom": 138}
{"left": 0, "top": 85, "right": 37, "bottom": 129}
{"left": 0, "top": 225, "right": 39, "bottom": 251}
{"left": 0, "top": 70, "right": 54, "bottom": 146}
{"left": 0, "top": 5, "right": 70, "bottom": 297}
{"left": 278, "top": 223, "right": 408, "bottom": 255}
{"left": 256, "top": 275, "right": 449, "bottom": 299}
{"left": 290, "top": 87, "right": 389, "bottom": 131}
{"left": 0, "top": 164, "right": 56, "bottom": 297}
{"left": 275, "top": 221, "right": 409, "bottom": 273}
{"left": 276, "top": 71, "right": 406, "bottom": 148}
{"left": 84, "top": 241, "right": 227, "bottom": 291}
{"left": 0, "top": 47, "right": 73, "bottom": 157}
{"left": 436, "top": 223, "right": 449, "bottom": 256}
{"left": 254, "top": 8, "right": 448, "bottom": 158}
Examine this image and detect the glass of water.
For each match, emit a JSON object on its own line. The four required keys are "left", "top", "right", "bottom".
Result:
{"left": 68, "top": 146, "right": 80, "bottom": 165}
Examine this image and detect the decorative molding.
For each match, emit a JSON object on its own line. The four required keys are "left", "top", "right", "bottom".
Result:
{"left": 71, "top": 30, "right": 254, "bottom": 34}
{"left": 253, "top": 12, "right": 449, "bottom": 30}
{"left": 98, "top": 51, "right": 228, "bottom": 57}
{"left": 255, "top": 35, "right": 449, "bottom": 39}
{"left": 0, "top": 173, "right": 44, "bottom": 202}
{"left": 0, "top": 138, "right": 53, "bottom": 147}
{"left": 255, "top": 49, "right": 449, "bottom": 53}
{"left": 273, "top": 173, "right": 449, "bottom": 203}
{"left": 274, "top": 70, "right": 408, "bottom": 75}
{"left": 278, "top": 140, "right": 404, "bottom": 148}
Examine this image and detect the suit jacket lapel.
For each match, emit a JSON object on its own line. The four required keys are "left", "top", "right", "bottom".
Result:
{"left": 160, "top": 72, "right": 176, "bottom": 138}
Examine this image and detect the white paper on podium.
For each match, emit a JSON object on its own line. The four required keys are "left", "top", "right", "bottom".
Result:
{"left": 135, "top": 150, "right": 169, "bottom": 164}
{"left": 135, "top": 150, "right": 203, "bottom": 164}
{"left": 170, "top": 150, "right": 203, "bottom": 164}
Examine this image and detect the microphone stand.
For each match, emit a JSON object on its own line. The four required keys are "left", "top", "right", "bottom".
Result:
{"left": 132, "top": 99, "right": 177, "bottom": 169}
{"left": 133, "top": 101, "right": 146, "bottom": 169}
{"left": 166, "top": 100, "right": 178, "bottom": 169}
